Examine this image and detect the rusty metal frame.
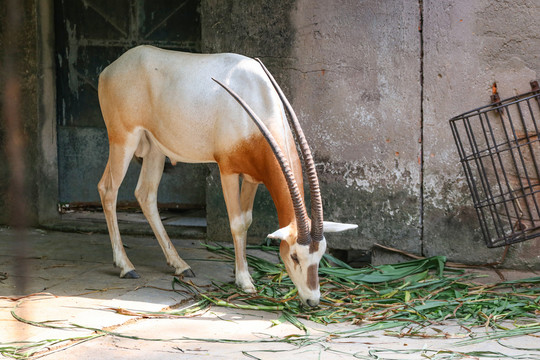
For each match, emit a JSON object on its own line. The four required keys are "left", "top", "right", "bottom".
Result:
{"left": 450, "top": 83, "right": 540, "bottom": 247}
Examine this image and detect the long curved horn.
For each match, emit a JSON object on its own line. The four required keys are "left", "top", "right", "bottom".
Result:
{"left": 212, "top": 78, "right": 311, "bottom": 244}
{"left": 255, "top": 59, "right": 324, "bottom": 241}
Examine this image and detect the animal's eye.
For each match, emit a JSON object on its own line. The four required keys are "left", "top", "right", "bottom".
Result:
{"left": 291, "top": 253, "right": 299, "bottom": 264}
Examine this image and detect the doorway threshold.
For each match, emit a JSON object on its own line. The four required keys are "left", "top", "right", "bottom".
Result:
{"left": 42, "top": 208, "right": 207, "bottom": 239}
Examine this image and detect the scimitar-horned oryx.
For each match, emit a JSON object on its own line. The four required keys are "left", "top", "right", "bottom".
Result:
{"left": 98, "top": 45, "right": 357, "bottom": 307}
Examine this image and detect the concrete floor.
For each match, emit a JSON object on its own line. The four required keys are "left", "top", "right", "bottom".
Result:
{"left": 1, "top": 227, "right": 539, "bottom": 359}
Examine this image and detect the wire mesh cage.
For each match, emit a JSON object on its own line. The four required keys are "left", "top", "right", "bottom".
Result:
{"left": 450, "top": 84, "right": 540, "bottom": 247}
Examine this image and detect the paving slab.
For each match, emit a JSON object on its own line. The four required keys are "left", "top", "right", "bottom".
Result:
{"left": 1, "top": 228, "right": 539, "bottom": 359}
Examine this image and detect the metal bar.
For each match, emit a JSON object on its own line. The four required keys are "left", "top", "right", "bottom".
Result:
{"left": 60, "top": 201, "right": 205, "bottom": 212}
{"left": 463, "top": 113, "right": 503, "bottom": 243}
{"left": 450, "top": 85, "right": 540, "bottom": 247}
{"left": 144, "top": 0, "right": 190, "bottom": 39}
{"left": 480, "top": 110, "right": 519, "bottom": 245}
{"left": 514, "top": 100, "right": 540, "bottom": 224}
{"left": 502, "top": 103, "right": 537, "bottom": 233}
{"left": 450, "top": 117, "right": 492, "bottom": 242}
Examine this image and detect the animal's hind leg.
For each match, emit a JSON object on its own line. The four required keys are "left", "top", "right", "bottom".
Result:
{"left": 98, "top": 136, "right": 140, "bottom": 279}
{"left": 135, "top": 140, "right": 193, "bottom": 277}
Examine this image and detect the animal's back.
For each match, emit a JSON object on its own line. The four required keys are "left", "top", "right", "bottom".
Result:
{"left": 98, "top": 45, "right": 285, "bottom": 164}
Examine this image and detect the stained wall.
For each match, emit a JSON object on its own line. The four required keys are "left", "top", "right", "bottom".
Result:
{"left": 203, "top": 0, "right": 540, "bottom": 269}
{"left": 1, "top": 0, "right": 539, "bottom": 269}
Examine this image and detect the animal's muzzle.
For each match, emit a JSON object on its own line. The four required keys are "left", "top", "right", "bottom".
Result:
{"left": 305, "top": 298, "right": 320, "bottom": 307}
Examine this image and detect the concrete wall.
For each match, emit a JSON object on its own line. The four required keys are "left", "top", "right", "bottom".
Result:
{"left": 1, "top": 0, "right": 539, "bottom": 269}
{"left": 201, "top": 0, "right": 298, "bottom": 242}
{"left": 289, "top": 0, "right": 422, "bottom": 257}
{"left": 423, "top": 0, "right": 540, "bottom": 268}
{"left": 0, "top": 0, "right": 42, "bottom": 226}
{"left": 203, "top": 1, "right": 422, "bottom": 257}
{"left": 202, "top": 0, "right": 540, "bottom": 269}
{"left": 203, "top": 0, "right": 423, "bottom": 259}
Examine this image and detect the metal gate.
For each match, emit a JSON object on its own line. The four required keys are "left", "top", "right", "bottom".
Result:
{"left": 54, "top": 0, "right": 207, "bottom": 210}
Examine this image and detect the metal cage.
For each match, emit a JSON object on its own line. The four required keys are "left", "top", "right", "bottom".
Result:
{"left": 450, "top": 84, "right": 540, "bottom": 247}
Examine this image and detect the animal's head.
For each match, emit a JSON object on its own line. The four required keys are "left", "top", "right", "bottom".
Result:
{"left": 268, "top": 221, "right": 356, "bottom": 307}
{"left": 213, "top": 59, "right": 357, "bottom": 307}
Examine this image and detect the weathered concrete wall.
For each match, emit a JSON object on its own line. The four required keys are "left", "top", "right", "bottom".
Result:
{"left": 423, "top": 0, "right": 540, "bottom": 268}
{"left": 289, "top": 0, "right": 422, "bottom": 256}
{"left": 202, "top": 0, "right": 540, "bottom": 269}
{"left": 0, "top": 0, "right": 40, "bottom": 225}
{"left": 0, "top": 0, "right": 7, "bottom": 224}
{"left": 203, "top": 0, "right": 423, "bottom": 259}
{"left": 36, "top": 0, "right": 61, "bottom": 225}
{"left": 201, "top": 0, "right": 297, "bottom": 242}
{"left": 2, "top": 0, "right": 539, "bottom": 269}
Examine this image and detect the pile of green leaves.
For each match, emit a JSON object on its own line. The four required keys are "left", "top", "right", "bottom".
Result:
{"left": 174, "top": 244, "right": 540, "bottom": 337}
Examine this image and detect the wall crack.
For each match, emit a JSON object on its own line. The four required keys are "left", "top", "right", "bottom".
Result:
{"left": 419, "top": 0, "right": 425, "bottom": 256}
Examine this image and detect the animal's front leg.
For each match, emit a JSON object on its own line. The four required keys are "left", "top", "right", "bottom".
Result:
{"left": 220, "top": 173, "right": 256, "bottom": 293}
{"left": 232, "top": 228, "right": 255, "bottom": 293}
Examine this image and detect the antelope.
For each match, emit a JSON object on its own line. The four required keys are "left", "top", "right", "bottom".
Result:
{"left": 97, "top": 45, "right": 357, "bottom": 307}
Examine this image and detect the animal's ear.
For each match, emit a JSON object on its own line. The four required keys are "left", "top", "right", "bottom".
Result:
{"left": 267, "top": 224, "right": 295, "bottom": 242}
{"left": 323, "top": 221, "right": 358, "bottom": 233}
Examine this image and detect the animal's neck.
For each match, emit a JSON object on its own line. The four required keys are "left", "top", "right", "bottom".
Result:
{"left": 263, "top": 161, "right": 304, "bottom": 229}
{"left": 215, "top": 133, "right": 305, "bottom": 229}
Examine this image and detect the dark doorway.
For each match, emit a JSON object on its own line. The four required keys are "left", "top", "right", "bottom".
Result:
{"left": 54, "top": 0, "right": 207, "bottom": 232}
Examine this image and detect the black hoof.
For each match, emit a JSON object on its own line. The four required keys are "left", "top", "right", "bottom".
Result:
{"left": 122, "top": 270, "right": 140, "bottom": 279}
{"left": 181, "top": 268, "right": 195, "bottom": 278}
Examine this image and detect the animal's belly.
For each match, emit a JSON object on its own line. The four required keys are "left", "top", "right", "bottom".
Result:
{"left": 145, "top": 127, "right": 217, "bottom": 164}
